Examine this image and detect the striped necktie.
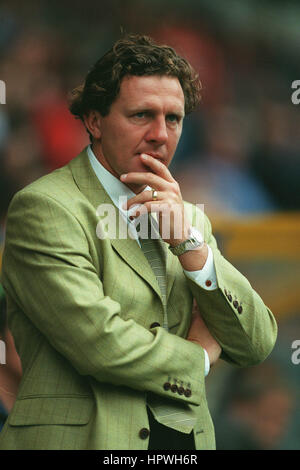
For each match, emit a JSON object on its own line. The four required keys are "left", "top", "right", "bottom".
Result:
{"left": 138, "top": 214, "right": 197, "bottom": 434}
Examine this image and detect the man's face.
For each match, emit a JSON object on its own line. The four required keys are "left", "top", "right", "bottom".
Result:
{"left": 93, "top": 74, "right": 185, "bottom": 193}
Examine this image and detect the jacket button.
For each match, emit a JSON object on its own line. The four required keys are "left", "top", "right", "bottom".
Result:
{"left": 178, "top": 386, "right": 184, "bottom": 395}
{"left": 150, "top": 322, "right": 161, "bottom": 329}
{"left": 171, "top": 384, "right": 178, "bottom": 393}
{"left": 184, "top": 389, "right": 192, "bottom": 397}
{"left": 139, "top": 428, "right": 150, "bottom": 440}
{"left": 227, "top": 294, "right": 232, "bottom": 302}
{"left": 163, "top": 382, "right": 171, "bottom": 391}
{"left": 205, "top": 280, "right": 212, "bottom": 287}
{"left": 238, "top": 306, "right": 243, "bottom": 314}
{"left": 233, "top": 300, "right": 238, "bottom": 308}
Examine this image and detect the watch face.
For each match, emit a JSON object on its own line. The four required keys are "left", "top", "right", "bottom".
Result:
{"left": 169, "top": 227, "right": 204, "bottom": 256}
{"left": 186, "top": 240, "right": 196, "bottom": 250}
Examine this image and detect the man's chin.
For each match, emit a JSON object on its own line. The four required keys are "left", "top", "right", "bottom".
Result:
{"left": 133, "top": 156, "right": 150, "bottom": 171}
{"left": 127, "top": 182, "right": 147, "bottom": 195}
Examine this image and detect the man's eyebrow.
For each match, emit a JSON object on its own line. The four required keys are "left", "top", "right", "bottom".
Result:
{"left": 127, "top": 105, "right": 185, "bottom": 117}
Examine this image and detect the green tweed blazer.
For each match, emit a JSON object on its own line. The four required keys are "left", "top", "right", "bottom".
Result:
{"left": 0, "top": 148, "right": 277, "bottom": 450}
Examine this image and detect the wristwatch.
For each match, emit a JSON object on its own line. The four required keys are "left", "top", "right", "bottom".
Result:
{"left": 168, "top": 227, "right": 204, "bottom": 256}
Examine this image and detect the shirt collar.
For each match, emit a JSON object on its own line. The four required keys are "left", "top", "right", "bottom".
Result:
{"left": 87, "top": 144, "right": 152, "bottom": 225}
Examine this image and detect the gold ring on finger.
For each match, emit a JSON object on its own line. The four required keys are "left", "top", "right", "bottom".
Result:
{"left": 152, "top": 189, "right": 158, "bottom": 201}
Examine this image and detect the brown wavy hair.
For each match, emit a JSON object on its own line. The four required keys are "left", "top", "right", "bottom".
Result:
{"left": 69, "top": 34, "right": 201, "bottom": 127}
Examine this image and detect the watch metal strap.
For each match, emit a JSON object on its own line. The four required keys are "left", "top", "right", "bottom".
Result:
{"left": 168, "top": 236, "right": 203, "bottom": 256}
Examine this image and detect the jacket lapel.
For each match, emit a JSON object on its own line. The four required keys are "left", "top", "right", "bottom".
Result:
{"left": 68, "top": 148, "right": 177, "bottom": 300}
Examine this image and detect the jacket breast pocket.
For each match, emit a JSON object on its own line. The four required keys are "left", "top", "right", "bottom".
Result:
{"left": 8, "top": 396, "right": 94, "bottom": 426}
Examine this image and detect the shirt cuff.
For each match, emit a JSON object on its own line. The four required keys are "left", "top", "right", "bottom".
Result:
{"left": 203, "top": 348, "right": 210, "bottom": 377}
{"left": 183, "top": 244, "right": 218, "bottom": 290}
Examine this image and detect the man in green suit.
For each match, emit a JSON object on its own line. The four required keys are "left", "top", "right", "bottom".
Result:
{"left": 0, "top": 34, "right": 277, "bottom": 450}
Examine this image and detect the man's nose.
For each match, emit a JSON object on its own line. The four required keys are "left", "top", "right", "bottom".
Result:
{"left": 145, "top": 117, "right": 168, "bottom": 144}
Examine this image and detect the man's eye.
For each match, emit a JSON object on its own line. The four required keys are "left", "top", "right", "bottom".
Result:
{"left": 135, "top": 112, "right": 146, "bottom": 118}
{"left": 167, "top": 114, "right": 179, "bottom": 122}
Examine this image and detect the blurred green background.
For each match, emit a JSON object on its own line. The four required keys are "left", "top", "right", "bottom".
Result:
{"left": 0, "top": 0, "right": 299, "bottom": 449}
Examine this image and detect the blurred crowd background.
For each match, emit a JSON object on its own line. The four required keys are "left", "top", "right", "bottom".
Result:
{"left": 0, "top": 0, "right": 299, "bottom": 449}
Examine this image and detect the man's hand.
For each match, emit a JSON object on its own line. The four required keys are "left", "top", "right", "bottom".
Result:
{"left": 187, "top": 300, "right": 221, "bottom": 367}
{"left": 121, "top": 152, "right": 209, "bottom": 270}
{"left": 121, "top": 153, "right": 192, "bottom": 246}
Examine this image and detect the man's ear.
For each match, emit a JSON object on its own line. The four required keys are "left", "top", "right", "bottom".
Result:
{"left": 83, "top": 110, "right": 102, "bottom": 140}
